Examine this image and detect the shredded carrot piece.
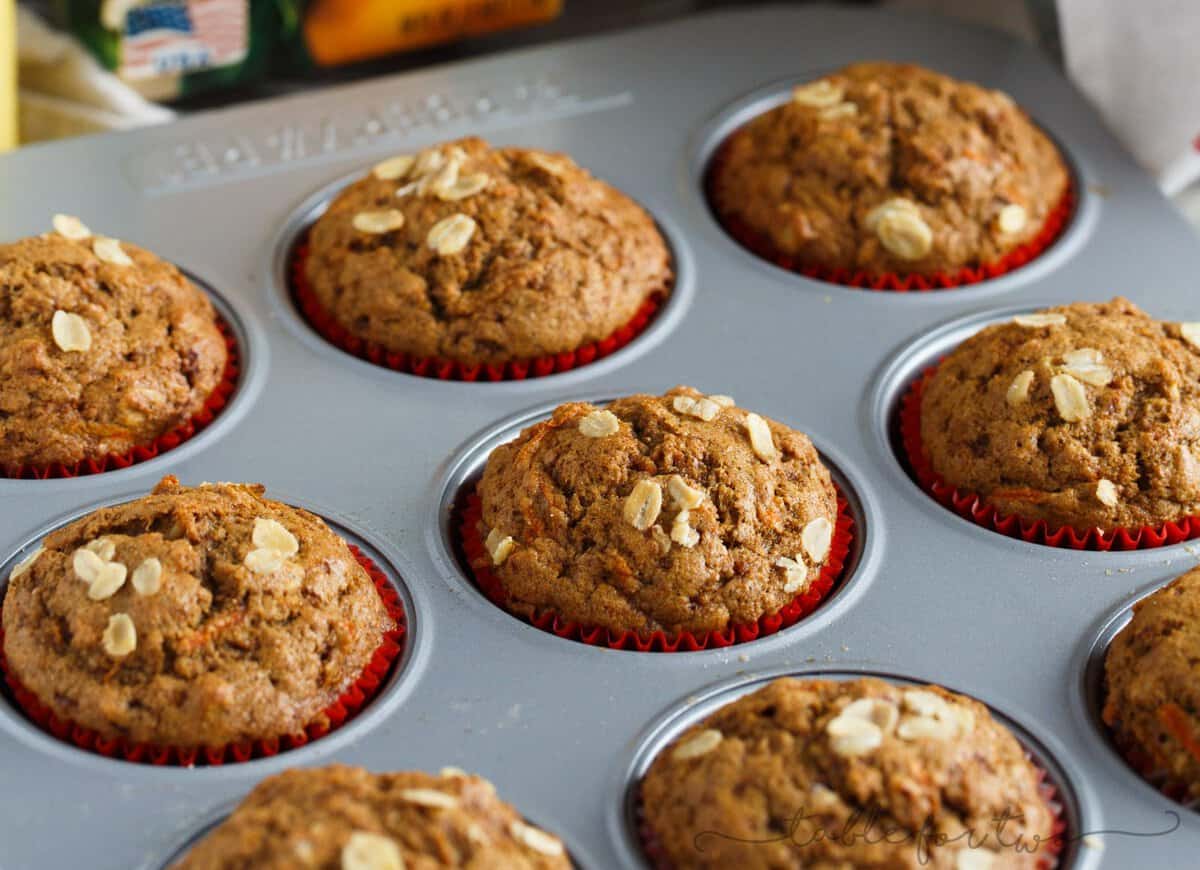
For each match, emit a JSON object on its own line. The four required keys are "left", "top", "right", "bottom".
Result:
{"left": 177, "top": 609, "right": 244, "bottom": 654}
{"left": 1157, "top": 703, "right": 1200, "bottom": 766}
{"left": 990, "top": 487, "right": 1050, "bottom": 504}
{"left": 84, "top": 422, "right": 135, "bottom": 439}
{"left": 512, "top": 417, "right": 560, "bottom": 537}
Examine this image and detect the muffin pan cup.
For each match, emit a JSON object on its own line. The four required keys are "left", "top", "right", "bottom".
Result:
{"left": 1081, "top": 584, "right": 1200, "bottom": 813}
{"left": 1107, "top": 729, "right": 1200, "bottom": 810}
{"left": 612, "top": 668, "right": 1082, "bottom": 870}
{"left": 3, "top": 5, "right": 1200, "bottom": 868}
{"left": 898, "top": 363, "right": 1200, "bottom": 551}
{"left": 455, "top": 488, "right": 854, "bottom": 652}
{"left": 289, "top": 229, "right": 669, "bottom": 382}
{"left": 1, "top": 312, "right": 241, "bottom": 481}
{"left": 0, "top": 545, "right": 407, "bottom": 767}
{"left": 704, "top": 135, "right": 1077, "bottom": 291}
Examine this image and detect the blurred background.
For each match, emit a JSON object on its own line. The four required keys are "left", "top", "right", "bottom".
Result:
{"left": 2, "top": 0, "right": 1199, "bottom": 222}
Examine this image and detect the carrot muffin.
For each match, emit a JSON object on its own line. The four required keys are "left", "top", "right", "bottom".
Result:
{"left": 172, "top": 765, "right": 570, "bottom": 869}
{"left": 1104, "top": 567, "right": 1200, "bottom": 800}
{"left": 918, "top": 298, "right": 1200, "bottom": 530}
{"left": 474, "top": 386, "right": 837, "bottom": 635}
{"left": 303, "top": 136, "right": 672, "bottom": 365}
{"left": 640, "top": 677, "right": 1057, "bottom": 869}
{"left": 709, "top": 62, "right": 1069, "bottom": 278}
{"left": 1, "top": 476, "right": 393, "bottom": 749}
{"left": 0, "top": 216, "right": 227, "bottom": 470}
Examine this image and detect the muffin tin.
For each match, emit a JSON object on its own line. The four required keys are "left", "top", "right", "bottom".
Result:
{"left": 1, "top": 5, "right": 1199, "bottom": 868}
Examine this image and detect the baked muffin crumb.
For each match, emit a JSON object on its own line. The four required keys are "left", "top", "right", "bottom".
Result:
{"left": 0, "top": 226, "right": 227, "bottom": 469}
{"left": 641, "top": 677, "right": 1056, "bottom": 869}
{"left": 172, "top": 765, "right": 571, "bottom": 869}
{"left": 304, "top": 137, "right": 672, "bottom": 365}
{"left": 2, "top": 475, "right": 393, "bottom": 748}
{"left": 919, "top": 298, "right": 1200, "bottom": 529}
{"left": 710, "top": 62, "right": 1069, "bottom": 278}
{"left": 475, "top": 387, "right": 837, "bottom": 634}
{"left": 1104, "top": 567, "right": 1200, "bottom": 801}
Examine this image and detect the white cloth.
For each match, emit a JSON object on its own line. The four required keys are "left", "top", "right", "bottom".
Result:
{"left": 17, "top": 5, "right": 172, "bottom": 144}
{"left": 1058, "top": 0, "right": 1200, "bottom": 194}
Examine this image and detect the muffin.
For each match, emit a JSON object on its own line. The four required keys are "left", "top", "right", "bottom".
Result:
{"left": 1104, "top": 567, "right": 1200, "bottom": 800}
{"left": 1, "top": 475, "right": 395, "bottom": 751}
{"left": 302, "top": 136, "right": 672, "bottom": 366}
{"left": 473, "top": 386, "right": 838, "bottom": 635}
{"left": 640, "top": 677, "right": 1057, "bottom": 869}
{"left": 709, "top": 62, "right": 1069, "bottom": 280}
{"left": 172, "top": 765, "right": 570, "bottom": 869}
{"left": 917, "top": 298, "right": 1200, "bottom": 530}
{"left": 0, "top": 216, "right": 228, "bottom": 470}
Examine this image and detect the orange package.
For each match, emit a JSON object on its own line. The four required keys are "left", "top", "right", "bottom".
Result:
{"left": 301, "top": 0, "right": 563, "bottom": 67}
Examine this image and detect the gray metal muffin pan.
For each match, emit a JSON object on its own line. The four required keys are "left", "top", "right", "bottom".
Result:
{"left": 0, "top": 4, "right": 1198, "bottom": 868}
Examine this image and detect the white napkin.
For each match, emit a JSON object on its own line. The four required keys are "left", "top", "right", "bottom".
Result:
{"left": 1058, "top": 0, "right": 1200, "bottom": 194}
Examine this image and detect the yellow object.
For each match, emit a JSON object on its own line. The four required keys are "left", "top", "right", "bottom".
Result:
{"left": 302, "top": 0, "right": 563, "bottom": 67}
{"left": 0, "top": 0, "right": 16, "bottom": 150}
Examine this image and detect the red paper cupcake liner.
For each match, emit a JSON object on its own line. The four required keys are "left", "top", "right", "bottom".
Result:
{"left": 289, "top": 236, "right": 666, "bottom": 381}
{"left": 2, "top": 316, "right": 241, "bottom": 480}
{"left": 456, "top": 486, "right": 854, "bottom": 652}
{"left": 0, "top": 545, "right": 406, "bottom": 766}
{"left": 636, "top": 756, "right": 1067, "bottom": 868}
{"left": 899, "top": 364, "right": 1200, "bottom": 550}
{"left": 705, "top": 137, "right": 1075, "bottom": 292}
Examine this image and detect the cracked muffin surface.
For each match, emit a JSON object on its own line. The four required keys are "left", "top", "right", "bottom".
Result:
{"left": 1104, "top": 567, "right": 1200, "bottom": 801}
{"left": 0, "top": 229, "right": 227, "bottom": 470}
{"left": 640, "top": 677, "right": 1056, "bottom": 870}
{"left": 173, "top": 765, "right": 571, "bottom": 869}
{"left": 1, "top": 476, "right": 393, "bottom": 747}
{"left": 919, "top": 298, "right": 1200, "bottom": 529}
{"left": 709, "top": 62, "right": 1069, "bottom": 276}
{"left": 474, "top": 386, "right": 837, "bottom": 634}
{"left": 303, "top": 136, "right": 673, "bottom": 365}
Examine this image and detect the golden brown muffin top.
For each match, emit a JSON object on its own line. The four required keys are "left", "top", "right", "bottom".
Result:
{"left": 0, "top": 222, "right": 227, "bottom": 469}
{"left": 919, "top": 298, "right": 1200, "bottom": 529}
{"left": 475, "top": 387, "right": 837, "bottom": 634}
{"left": 2, "top": 476, "right": 393, "bottom": 747}
{"left": 172, "top": 765, "right": 571, "bottom": 869}
{"left": 710, "top": 62, "right": 1069, "bottom": 276}
{"left": 641, "top": 677, "right": 1056, "bottom": 869}
{"left": 1104, "top": 568, "right": 1200, "bottom": 800}
{"left": 304, "top": 136, "right": 672, "bottom": 365}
